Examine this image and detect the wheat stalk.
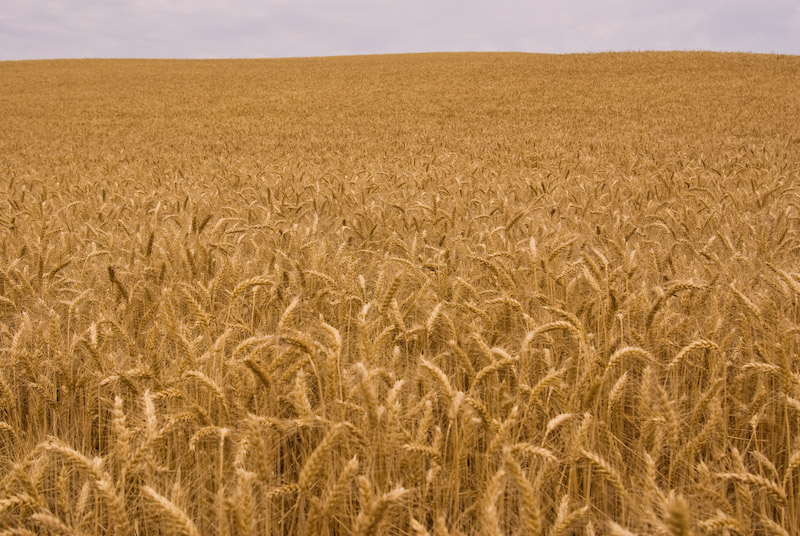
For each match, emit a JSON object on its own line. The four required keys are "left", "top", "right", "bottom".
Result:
{"left": 298, "top": 423, "right": 347, "bottom": 493}
{"left": 142, "top": 485, "right": 200, "bottom": 536}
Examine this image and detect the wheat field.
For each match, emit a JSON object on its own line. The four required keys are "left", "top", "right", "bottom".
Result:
{"left": 0, "top": 52, "right": 799, "bottom": 535}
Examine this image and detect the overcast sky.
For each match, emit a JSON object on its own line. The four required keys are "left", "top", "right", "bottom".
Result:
{"left": 1, "top": 0, "right": 798, "bottom": 60}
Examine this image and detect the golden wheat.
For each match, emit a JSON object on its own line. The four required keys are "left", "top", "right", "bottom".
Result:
{"left": 0, "top": 51, "right": 798, "bottom": 535}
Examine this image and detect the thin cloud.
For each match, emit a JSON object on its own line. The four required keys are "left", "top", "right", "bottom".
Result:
{"left": 1, "top": 0, "right": 798, "bottom": 60}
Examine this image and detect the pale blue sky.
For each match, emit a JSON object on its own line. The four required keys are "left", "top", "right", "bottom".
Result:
{"left": 1, "top": 0, "right": 798, "bottom": 60}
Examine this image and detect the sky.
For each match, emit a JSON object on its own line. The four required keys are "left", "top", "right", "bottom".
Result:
{"left": 1, "top": 0, "right": 798, "bottom": 60}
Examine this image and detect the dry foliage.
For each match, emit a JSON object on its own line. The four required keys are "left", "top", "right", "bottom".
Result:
{"left": 1, "top": 51, "right": 800, "bottom": 535}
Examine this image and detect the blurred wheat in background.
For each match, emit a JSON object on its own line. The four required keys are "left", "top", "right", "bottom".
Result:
{"left": 0, "top": 52, "right": 799, "bottom": 535}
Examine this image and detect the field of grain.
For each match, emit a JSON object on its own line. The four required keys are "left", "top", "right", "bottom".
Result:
{"left": 0, "top": 52, "right": 799, "bottom": 535}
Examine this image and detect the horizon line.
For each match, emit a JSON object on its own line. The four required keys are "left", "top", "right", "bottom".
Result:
{"left": 2, "top": 49, "right": 798, "bottom": 63}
